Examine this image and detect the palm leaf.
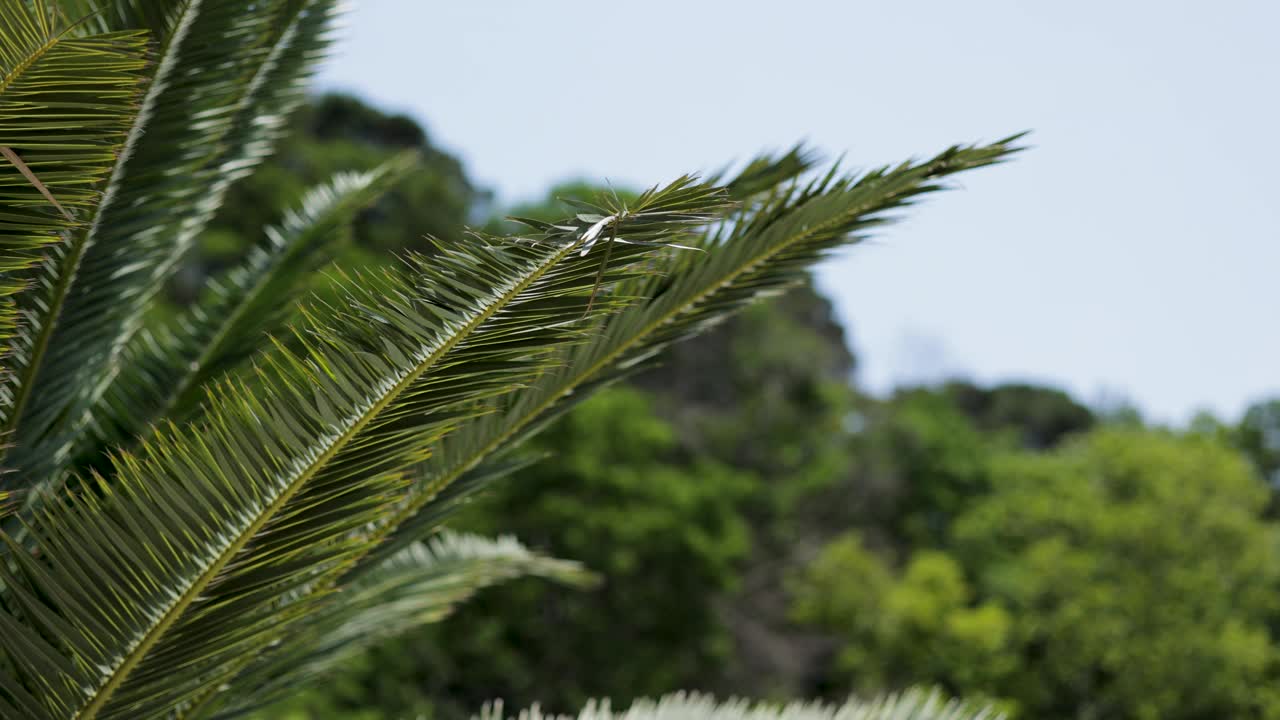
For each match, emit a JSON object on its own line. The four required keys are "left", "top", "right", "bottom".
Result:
{"left": 0, "top": 2, "right": 147, "bottom": 357}
{"left": 713, "top": 144, "right": 818, "bottom": 201}
{"left": 83, "top": 152, "right": 415, "bottom": 465}
{"left": 2, "top": 0, "right": 341, "bottom": 498}
{"left": 362, "top": 136, "right": 1024, "bottom": 567}
{"left": 200, "top": 532, "right": 591, "bottom": 719}
{"left": 0, "top": 177, "right": 726, "bottom": 720}
{"left": 478, "top": 690, "right": 1002, "bottom": 720}
{"left": 195, "top": 141, "right": 1020, "bottom": 714}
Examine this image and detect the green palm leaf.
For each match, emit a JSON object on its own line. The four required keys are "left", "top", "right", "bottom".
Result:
{"left": 713, "top": 144, "right": 818, "bottom": 201}
{"left": 85, "top": 153, "right": 415, "bottom": 465}
{"left": 201, "top": 532, "right": 591, "bottom": 719}
{"left": 190, "top": 141, "right": 1020, "bottom": 715}
{"left": 479, "top": 690, "right": 1002, "bottom": 720}
{"left": 0, "top": 177, "right": 726, "bottom": 720}
{"left": 0, "top": 2, "right": 147, "bottom": 359}
{"left": 364, "top": 136, "right": 1024, "bottom": 567}
{"left": 2, "top": 0, "right": 340, "bottom": 496}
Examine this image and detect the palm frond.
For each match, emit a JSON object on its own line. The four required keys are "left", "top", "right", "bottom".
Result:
{"left": 195, "top": 142, "right": 1019, "bottom": 715}
{"left": 713, "top": 144, "right": 819, "bottom": 201}
{"left": 0, "top": 2, "right": 148, "bottom": 354}
{"left": 0, "top": 177, "right": 726, "bottom": 720}
{"left": 363, "top": 136, "right": 1025, "bottom": 567}
{"left": 84, "top": 153, "right": 415, "bottom": 466}
{"left": 200, "top": 532, "right": 591, "bottom": 720}
{"left": 478, "top": 690, "right": 1002, "bottom": 720}
{"left": 54, "top": 1, "right": 189, "bottom": 38}
{"left": 2, "top": 0, "right": 341, "bottom": 497}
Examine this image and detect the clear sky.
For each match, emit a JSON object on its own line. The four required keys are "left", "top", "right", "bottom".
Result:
{"left": 318, "top": 1, "right": 1279, "bottom": 424}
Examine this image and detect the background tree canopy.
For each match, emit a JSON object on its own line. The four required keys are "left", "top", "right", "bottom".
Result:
{"left": 190, "top": 94, "right": 1280, "bottom": 720}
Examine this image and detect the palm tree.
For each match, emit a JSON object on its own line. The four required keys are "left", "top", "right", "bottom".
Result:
{"left": 0, "top": 2, "right": 1021, "bottom": 719}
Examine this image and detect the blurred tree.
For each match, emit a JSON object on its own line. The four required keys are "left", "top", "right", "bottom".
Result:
{"left": 845, "top": 382, "right": 1093, "bottom": 551}
{"left": 794, "top": 428, "right": 1280, "bottom": 719}
{"left": 791, "top": 540, "right": 1015, "bottom": 713}
{"left": 1236, "top": 397, "right": 1280, "bottom": 489}
{"left": 939, "top": 380, "right": 1094, "bottom": 449}
{"left": 634, "top": 279, "right": 863, "bottom": 698}
{"left": 636, "top": 279, "right": 858, "bottom": 528}
{"left": 849, "top": 387, "right": 999, "bottom": 549}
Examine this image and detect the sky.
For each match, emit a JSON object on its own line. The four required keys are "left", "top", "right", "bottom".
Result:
{"left": 317, "top": 1, "right": 1279, "bottom": 424}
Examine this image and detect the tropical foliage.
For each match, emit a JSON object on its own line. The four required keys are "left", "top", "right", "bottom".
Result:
{"left": 0, "top": 2, "right": 1018, "bottom": 719}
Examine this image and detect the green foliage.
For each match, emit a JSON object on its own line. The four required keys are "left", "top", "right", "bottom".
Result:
{"left": 1236, "top": 397, "right": 1280, "bottom": 488}
{"left": 793, "top": 542, "right": 1015, "bottom": 708}
{"left": 790, "top": 532, "right": 893, "bottom": 642}
{"left": 5, "top": 0, "right": 341, "bottom": 492}
{"left": 956, "top": 429, "right": 1280, "bottom": 719}
{"left": 89, "top": 155, "right": 417, "bottom": 466}
{"left": 937, "top": 381, "right": 1094, "bottom": 450}
{"left": 853, "top": 387, "right": 998, "bottom": 547}
{"left": 0, "top": 1, "right": 148, "bottom": 341}
{"left": 795, "top": 428, "right": 1280, "bottom": 719}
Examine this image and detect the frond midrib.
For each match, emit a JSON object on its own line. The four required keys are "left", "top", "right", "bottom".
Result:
{"left": 2, "top": 244, "right": 69, "bottom": 439}
{"left": 75, "top": 236, "right": 583, "bottom": 720}
{"left": 0, "top": 12, "right": 76, "bottom": 97}
{"left": 61, "top": 0, "right": 316, "bottom": 473}
{"left": 0, "top": 0, "right": 201, "bottom": 447}
{"left": 0, "top": 9, "right": 119, "bottom": 436}
{"left": 378, "top": 186, "right": 873, "bottom": 536}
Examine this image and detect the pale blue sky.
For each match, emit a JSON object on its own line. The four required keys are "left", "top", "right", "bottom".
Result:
{"left": 318, "top": 1, "right": 1279, "bottom": 424}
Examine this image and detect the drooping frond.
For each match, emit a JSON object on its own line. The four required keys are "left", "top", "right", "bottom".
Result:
{"left": 2, "top": 0, "right": 341, "bottom": 498}
{"left": 0, "top": 2, "right": 148, "bottom": 352}
{"left": 0, "top": 177, "right": 726, "bottom": 720}
{"left": 199, "top": 532, "right": 591, "bottom": 719}
{"left": 85, "top": 153, "right": 415, "bottom": 465}
{"left": 478, "top": 690, "right": 1002, "bottom": 720}
{"left": 363, "top": 137, "right": 1025, "bottom": 566}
